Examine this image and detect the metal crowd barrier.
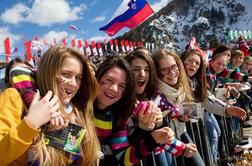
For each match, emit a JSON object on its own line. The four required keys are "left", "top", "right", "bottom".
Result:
{"left": 132, "top": 108, "right": 247, "bottom": 166}
{"left": 186, "top": 118, "right": 213, "bottom": 166}
{"left": 137, "top": 117, "right": 215, "bottom": 166}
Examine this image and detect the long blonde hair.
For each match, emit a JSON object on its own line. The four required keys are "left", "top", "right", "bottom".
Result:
{"left": 152, "top": 49, "right": 194, "bottom": 102}
{"left": 33, "top": 45, "right": 100, "bottom": 165}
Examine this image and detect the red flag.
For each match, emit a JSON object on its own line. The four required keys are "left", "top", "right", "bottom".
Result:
{"left": 84, "top": 40, "right": 91, "bottom": 56}
{"left": 140, "top": 41, "right": 143, "bottom": 47}
{"left": 188, "top": 37, "right": 198, "bottom": 50}
{"left": 25, "top": 41, "right": 32, "bottom": 61}
{"left": 4, "top": 37, "right": 11, "bottom": 62}
{"left": 110, "top": 39, "right": 114, "bottom": 51}
{"left": 137, "top": 41, "right": 140, "bottom": 47}
{"left": 62, "top": 38, "right": 67, "bottom": 45}
{"left": 78, "top": 40, "right": 82, "bottom": 48}
{"left": 53, "top": 38, "right": 57, "bottom": 45}
{"left": 34, "top": 36, "right": 39, "bottom": 41}
{"left": 239, "top": 35, "right": 250, "bottom": 56}
{"left": 121, "top": 39, "right": 126, "bottom": 53}
{"left": 137, "top": 41, "right": 143, "bottom": 47}
{"left": 97, "top": 42, "right": 103, "bottom": 56}
{"left": 71, "top": 39, "right": 76, "bottom": 48}
{"left": 114, "top": 39, "right": 119, "bottom": 52}
{"left": 187, "top": 37, "right": 207, "bottom": 61}
{"left": 125, "top": 40, "right": 129, "bottom": 51}
{"left": 92, "top": 41, "right": 98, "bottom": 56}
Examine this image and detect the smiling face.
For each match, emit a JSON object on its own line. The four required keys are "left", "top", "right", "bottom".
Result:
{"left": 241, "top": 58, "right": 252, "bottom": 72}
{"left": 159, "top": 55, "right": 179, "bottom": 86}
{"left": 210, "top": 55, "right": 229, "bottom": 74}
{"left": 57, "top": 56, "right": 83, "bottom": 106}
{"left": 97, "top": 67, "right": 127, "bottom": 110}
{"left": 131, "top": 58, "right": 150, "bottom": 95}
{"left": 184, "top": 53, "right": 201, "bottom": 77}
{"left": 231, "top": 56, "right": 243, "bottom": 68}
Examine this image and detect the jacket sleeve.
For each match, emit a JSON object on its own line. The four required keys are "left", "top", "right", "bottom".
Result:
{"left": 0, "top": 88, "right": 39, "bottom": 165}
{"left": 202, "top": 91, "right": 228, "bottom": 116}
{"left": 111, "top": 120, "right": 159, "bottom": 166}
{"left": 217, "top": 68, "right": 242, "bottom": 80}
{"left": 162, "top": 138, "right": 186, "bottom": 157}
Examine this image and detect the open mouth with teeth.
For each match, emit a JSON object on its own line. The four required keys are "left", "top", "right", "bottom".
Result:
{"left": 104, "top": 92, "right": 115, "bottom": 99}
{"left": 63, "top": 88, "right": 75, "bottom": 97}
{"left": 136, "top": 79, "right": 146, "bottom": 88}
{"left": 189, "top": 68, "right": 195, "bottom": 72}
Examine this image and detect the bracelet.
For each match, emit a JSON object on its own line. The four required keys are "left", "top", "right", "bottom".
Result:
{"left": 155, "top": 121, "right": 163, "bottom": 128}
{"left": 138, "top": 122, "right": 155, "bottom": 131}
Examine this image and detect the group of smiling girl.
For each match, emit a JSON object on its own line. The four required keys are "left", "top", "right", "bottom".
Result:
{"left": 0, "top": 44, "right": 248, "bottom": 166}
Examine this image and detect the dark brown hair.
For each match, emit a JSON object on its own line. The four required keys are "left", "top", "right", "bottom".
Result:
{"left": 152, "top": 49, "right": 193, "bottom": 102}
{"left": 96, "top": 55, "right": 136, "bottom": 127}
{"left": 181, "top": 50, "right": 208, "bottom": 102}
{"left": 124, "top": 47, "right": 158, "bottom": 100}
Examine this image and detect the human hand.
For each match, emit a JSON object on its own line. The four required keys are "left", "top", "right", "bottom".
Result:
{"left": 151, "top": 127, "right": 174, "bottom": 144}
{"left": 224, "top": 82, "right": 242, "bottom": 90}
{"left": 228, "top": 87, "right": 240, "bottom": 99}
{"left": 183, "top": 143, "right": 197, "bottom": 157}
{"left": 138, "top": 101, "right": 157, "bottom": 130}
{"left": 226, "top": 106, "right": 247, "bottom": 121}
{"left": 25, "top": 91, "right": 60, "bottom": 129}
{"left": 226, "top": 98, "right": 237, "bottom": 105}
{"left": 179, "top": 114, "right": 190, "bottom": 122}
{"left": 47, "top": 113, "right": 69, "bottom": 131}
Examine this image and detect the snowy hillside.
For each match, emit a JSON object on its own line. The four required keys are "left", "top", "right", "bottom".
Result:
{"left": 121, "top": 0, "right": 252, "bottom": 51}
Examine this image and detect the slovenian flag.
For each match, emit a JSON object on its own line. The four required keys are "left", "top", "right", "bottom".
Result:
{"left": 99, "top": 0, "right": 154, "bottom": 36}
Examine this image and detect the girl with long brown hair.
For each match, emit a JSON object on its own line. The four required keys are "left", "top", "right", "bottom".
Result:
{"left": 0, "top": 45, "right": 101, "bottom": 165}
{"left": 152, "top": 49, "right": 203, "bottom": 166}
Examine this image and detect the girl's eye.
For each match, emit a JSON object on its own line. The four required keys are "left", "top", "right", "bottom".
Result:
{"left": 133, "top": 69, "right": 141, "bottom": 73}
{"left": 76, "top": 76, "right": 82, "bottom": 81}
{"left": 62, "top": 73, "right": 71, "bottom": 78}
{"left": 145, "top": 68, "right": 150, "bottom": 73}
{"left": 103, "top": 79, "right": 114, "bottom": 85}
{"left": 119, "top": 84, "right": 126, "bottom": 89}
{"left": 107, "top": 79, "right": 114, "bottom": 83}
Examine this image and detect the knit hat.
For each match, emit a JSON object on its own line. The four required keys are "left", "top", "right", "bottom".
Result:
{"left": 212, "top": 45, "right": 230, "bottom": 60}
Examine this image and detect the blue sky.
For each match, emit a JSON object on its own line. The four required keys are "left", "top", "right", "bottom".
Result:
{"left": 0, "top": 0, "right": 170, "bottom": 61}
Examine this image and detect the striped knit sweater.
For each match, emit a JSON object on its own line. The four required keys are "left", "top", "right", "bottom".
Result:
{"left": 8, "top": 66, "right": 81, "bottom": 165}
{"left": 206, "top": 67, "right": 244, "bottom": 93}
{"left": 94, "top": 107, "right": 159, "bottom": 166}
{"left": 94, "top": 103, "right": 186, "bottom": 166}
{"left": 151, "top": 90, "right": 186, "bottom": 156}
{"left": 9, "top": 66, "right": 37, "bottom": 108}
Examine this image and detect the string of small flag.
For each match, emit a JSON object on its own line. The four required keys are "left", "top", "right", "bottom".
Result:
{"left": 1, "top": 36, "right": 157, "bottom": 62}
